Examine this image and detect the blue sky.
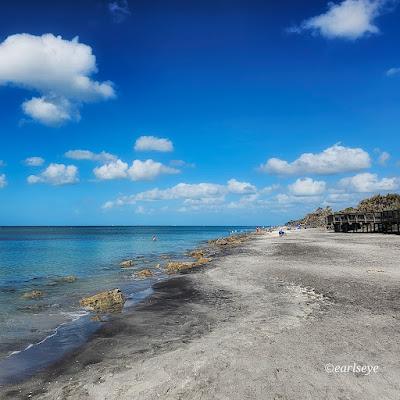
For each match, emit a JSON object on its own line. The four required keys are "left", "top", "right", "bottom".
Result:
{"left": 0, "top": 0, "right": 399, "bottom": 225}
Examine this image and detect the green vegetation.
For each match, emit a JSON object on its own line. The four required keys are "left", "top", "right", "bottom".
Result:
{"left": 287, "top": 207, "right": 333, "bottom": 228}
{"left": 287, "top": 193, "right": 400, "bottom": 227}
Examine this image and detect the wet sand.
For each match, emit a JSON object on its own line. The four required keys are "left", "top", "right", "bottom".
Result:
{"left": 1, "top": 229, "right": 400, "bottom": 399}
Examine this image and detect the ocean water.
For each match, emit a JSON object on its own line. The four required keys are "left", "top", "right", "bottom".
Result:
{"left": 0, "top": 226, "right": 251, "bottom": 383}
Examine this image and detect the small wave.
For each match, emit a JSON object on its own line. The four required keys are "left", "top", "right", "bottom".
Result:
{"left": 6, "top": 310, "right": 89, "bottom": 358}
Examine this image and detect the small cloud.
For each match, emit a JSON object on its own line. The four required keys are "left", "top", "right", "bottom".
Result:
{"left": 127, "top": 159, "right": 179, "bottom": 181}
{"left": 134, "top": 136, "right": 174, "bottom": 152}
{"left": 169, "top": 159, "right": 195, "bottom": 168}
{"left": 65, "top": 149, "right": 117, "bottom": 162}
{"left": 93, "top": 159, "right": 128, "bottom": 180}
{"left": 24, "top": 156, "right": 45, "bottom": 167}
{"left": 227, "top": 178, "right": 257, "bottom": 194}
{"left": 27, "top": 163, "right": 79, "bottom": 185}
{"left": 0, "top": 174, "right": 7, "bottom": 188}
{"left": 260, "top": 144, "right": 371, "bottom": 175}
{"left": 289, "top": 0, "right": 390, "bottom": 40}
{"left": 386, "top": 67, "right": 400, "bottom": 77}
{"left": 94, "top": 159, "right": 179, "bottom": 181}
{"left": 22, "top": 97, "right": 79, "bottom": 127}
{"left": 377, "top": 151, "right": 390, "bottom": 165}
{"left": 108, "top": 0, "right": 131, "bottom": 23}
{"left": 259, "top": 184, "right": 280, "bottom": 194}
{"left": 288, "top": 177, "right": 326, "bottom": 196}
{"left": 339, "top": 172, "right": 398, "bottom": 192}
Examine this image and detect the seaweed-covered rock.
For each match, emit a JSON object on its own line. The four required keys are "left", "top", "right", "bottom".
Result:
{"left": 80, "top": 289, "right": 125, "bottom": 313}
{"left": 18, "top": 304, "right": 50, "bottom": 312}
{"left": 188, "top": 249, "right": 205, "bottom": 259}
{"left": 209, "top": 234, "right": 250, "bottom": 247}
{"left": 120, "top": 260, "right": 134, "bottom": 268}
{"left": 165, "top": 261, "right": 194, "bottom": 274}
{"left": 57, "top": 275, "right": 77, "bottom": 283}
{"left": 21, "top": 290, "right": 44, "bottom": 300}
{"left": 193, "top": 257, "right": 212, "bottom": 266}
{"left": 136, "top": 269, "right": 153, "bottom": 279}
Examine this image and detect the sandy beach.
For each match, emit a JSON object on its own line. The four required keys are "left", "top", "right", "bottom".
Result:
{"left": 1, "top": 229, "right": 400, "bottom": 400}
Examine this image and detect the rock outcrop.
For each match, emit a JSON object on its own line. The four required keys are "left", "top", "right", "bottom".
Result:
{"left": 57, "top": 275, "right": 77, "bottom": 283}
{"left": 120, "top": 260, "right": 134, "bottom": 268}
{"left": 208, "top": 234, "right": 250, "bottom": 247}
{"left": 21, "top": 290, "right": 44, "bottom": 300}
{"left": 165, "top": 261, "right": 195, "bottom": 274}
{"left": 193, "top": 257, "right": 212, "bottom": 266}
{"left": 188, "top": 249, "right": 205, "bottom": 259}
{"left": 135, "top": 269, "right": 153, "bottom": 279}
{"left": 80, "top": 289, "right": 125, "bottom": 313}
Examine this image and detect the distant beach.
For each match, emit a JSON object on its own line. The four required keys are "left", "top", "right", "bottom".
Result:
{"left": 1, "top": 228, "right": 399, "bottom": 399}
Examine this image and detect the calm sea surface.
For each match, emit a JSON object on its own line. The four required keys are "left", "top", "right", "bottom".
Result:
{"left": 0, "top": 226, "right": 252, "bottom": 383}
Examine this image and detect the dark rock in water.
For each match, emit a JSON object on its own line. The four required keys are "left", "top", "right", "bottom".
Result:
{"left": 80, "top": 289, "right": 125, "bottom": 313}
{"left": 120, "top": 260, "right": 134, "bottom": 268}
{"left": 135, "top": 269, "right": 153, "bottom": 279}
{"left": 91, "top": 315, "right": 106, "bottom": 322}
{"left": 18, "top": 303, "right": 50, "bottom": 313}
{"left": 0, "top": 287, "right": 16, "bottom": 293}
{"left": 57, "top": 275, "right": 77, "bottom": 283}
{"left": 21, "top": 290, "right": 44, "bottom": 300}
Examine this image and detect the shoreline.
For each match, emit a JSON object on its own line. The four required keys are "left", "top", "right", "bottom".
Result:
{"left": 2, "top": 228, "right": 399, "bottom": 399}
{"left": 0, "top": 229, "right": 255, "bottom": 387}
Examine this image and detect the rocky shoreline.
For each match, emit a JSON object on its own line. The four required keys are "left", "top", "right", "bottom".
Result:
{"left": 3, "top": 228, "right": 398, "bottom": 399}
{"left": 0, "top": 230, "right": 256, "bottom": 389}
{"left": 77, "top": 232, "right": 255, "bottom": 314}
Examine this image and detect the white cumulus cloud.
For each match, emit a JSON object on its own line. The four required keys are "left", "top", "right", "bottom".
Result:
{"left": 94, "top": 159, "right": 179, "bottom": 181}
{"left": 27, "top": 163, "right": 79, "bottom": 185}
{"left": 339, "top": 172, "right": 398, "bottom": 192}
{"left": 134, "top": 136, "right": 174, "bottom": 152}
{"left": 93, "top": 159, "right": 128, "bottom": 180}
{"left": 260, "top": 144, "right": 371, "bottom": 175}
{"left": 22, "top": 97, "right": 78, "bottom": 126}
{"left": 290, "top": 0, "right": 388, "bottom": 40}
{"left": 103, "top": 182, "right": 227, "bottom": 209}
{"left": 127, "top": 159, "right": 179, "bottom": 181}
{"left": 0, "top": 33, "right": 115, "bottom": 126}
{"left": 102, "top": 178, "right": 269, "bottom": 211}
{"left": 65, "top": 149, "right": 117, "bottom": 162}
{"left": 288, "top": 177, "right": 327, "bottom": 196}
{"left": 0, "top": 174, "right": 7, "bottom": 188}
{"left": 24, "top": 156, "right": 45, "bottom": 166}
{"left": 227, "top": 178, "right": 257, "bottom": 194}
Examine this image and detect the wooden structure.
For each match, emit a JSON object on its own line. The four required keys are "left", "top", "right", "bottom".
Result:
{"left": 326, "top": 210, "right": 400, "bottom": 234}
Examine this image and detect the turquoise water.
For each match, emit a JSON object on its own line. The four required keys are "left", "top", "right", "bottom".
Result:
{"left": 0, "top": 226, "right": 251, "bottom": 381}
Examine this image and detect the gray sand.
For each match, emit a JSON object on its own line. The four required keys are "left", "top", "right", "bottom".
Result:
{"left": 1, "top": 229, "right": 400, "bottom": 399}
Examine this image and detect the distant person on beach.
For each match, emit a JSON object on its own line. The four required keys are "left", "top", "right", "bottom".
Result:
{"left": 279, "top": 229, "right": 285, "bottom": 237}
